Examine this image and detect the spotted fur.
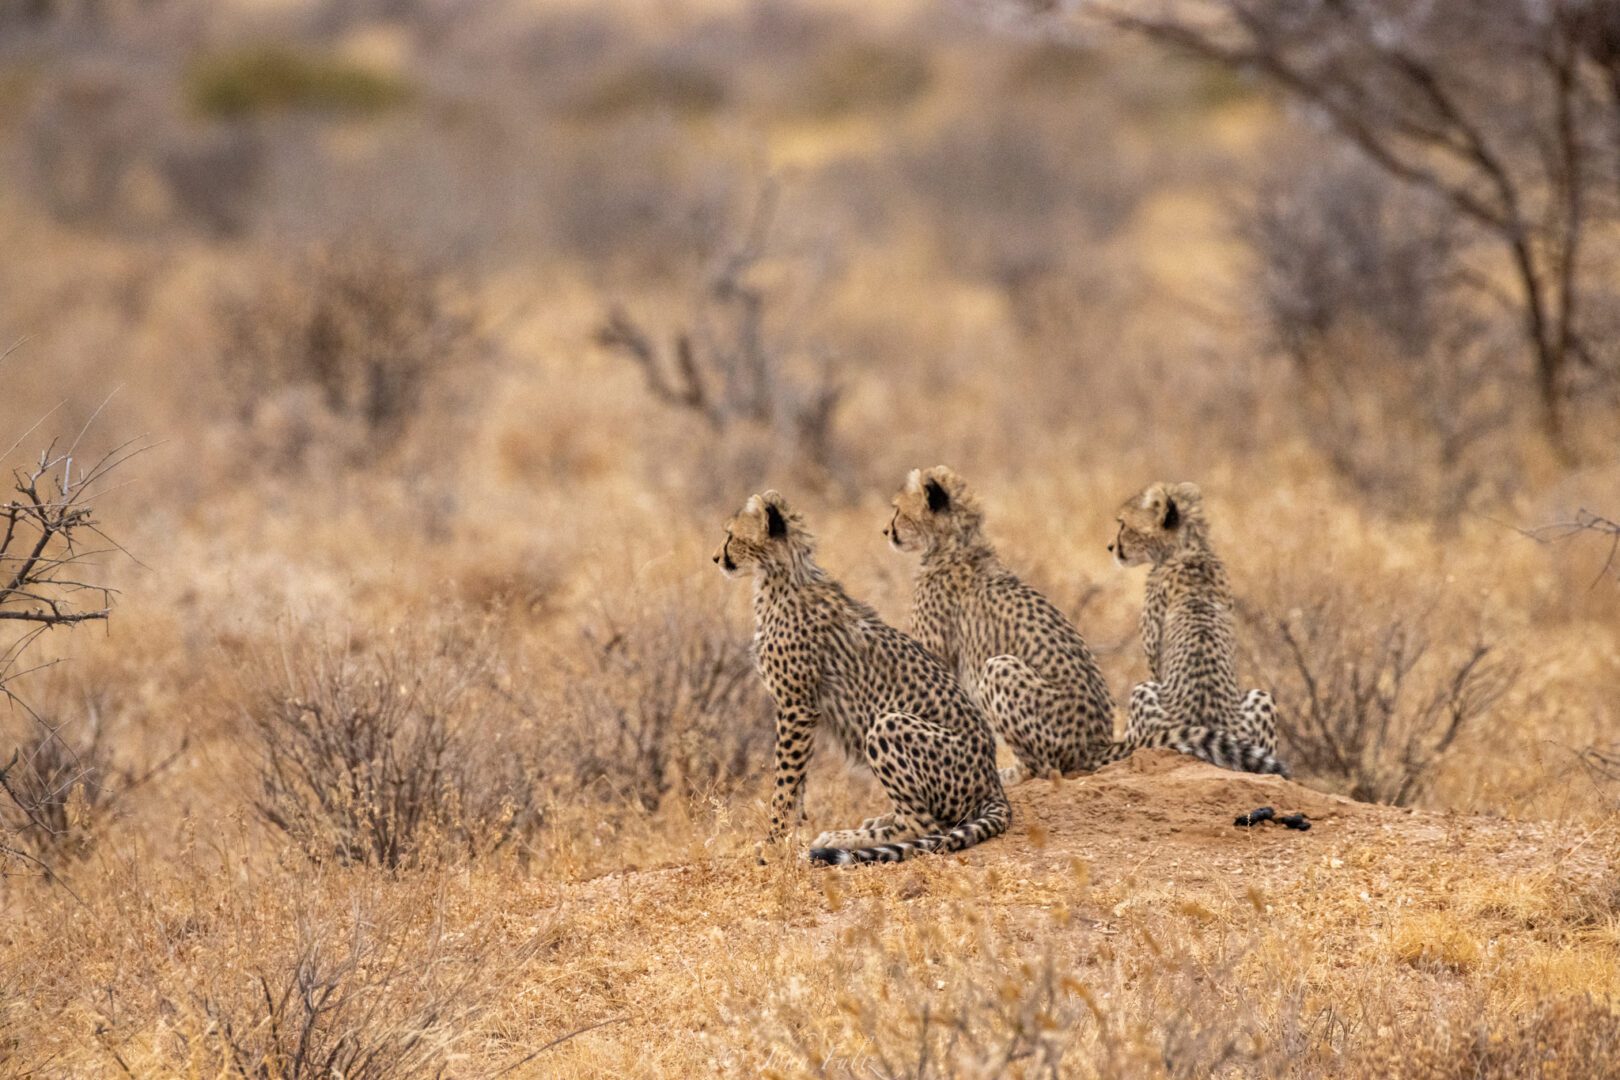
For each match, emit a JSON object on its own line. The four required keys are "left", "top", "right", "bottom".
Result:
{"left": 1110, "top": 482, "right": 1283, "bottom": 762}
{"left": 892, "top": 467, "right": 1287, "bottom": 780}
{"left": 714, "top": 490, "right": 1010, "bottom": 865}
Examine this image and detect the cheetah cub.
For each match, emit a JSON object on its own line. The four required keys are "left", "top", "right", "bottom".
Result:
{"left": 1110, "top": 482, "right": 1283, "bottom": 760}
{"left": 714, "top": 490, "right": 1010, "bottom": 865}
{"left": 890, "top": 467, "right": 1287, "bottom": 780}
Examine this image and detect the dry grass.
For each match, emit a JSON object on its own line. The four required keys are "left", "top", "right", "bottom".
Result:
{"left": 0, "top": 0, "right": 1617, "bottom": 1075}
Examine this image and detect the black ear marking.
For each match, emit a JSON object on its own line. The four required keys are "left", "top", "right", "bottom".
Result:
{"left": 766, "top": 503, "right": 787, "bottom": 538}
{"left": 1163, "top": 497, "right": 1180, "bottom": 530}
{"left": 925, "top": 480, "right": 950, "bottom": 513}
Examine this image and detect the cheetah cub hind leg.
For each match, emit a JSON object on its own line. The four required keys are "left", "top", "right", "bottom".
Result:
{"left": 1238, "top": 688, "right": 1279, "bottom": 754}
{"left": 810, "top": 711, "right": 949, "bottom": 850}
{"left": 1126, "top": 680, "right": 1174, "bottom": 742}
{"left": 978, "top": 654, "right": 1086, "bottom": 785}
{"left": 809, "top": 711, "right": 1008, "bottom": 866}
{"left": 812, "top": 812, "right": 930, "bottom": 851}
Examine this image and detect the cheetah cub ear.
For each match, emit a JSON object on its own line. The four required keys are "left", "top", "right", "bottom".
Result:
{"left": 766, "top": 503, "right": 787, "bottom": 538}
{"left": 1162, "top": 482, "right": 1202, "bottom": 529}
{"left": 925, "top": 479, "right": 950, "bottom": 513}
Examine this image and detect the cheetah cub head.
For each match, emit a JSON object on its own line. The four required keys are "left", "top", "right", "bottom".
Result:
{"left": 1110, "top": 481, "right": 1204, "bottom": 567}
{"left": 885, "top": 466, "right": 985, "bottom": 556}
{"left": 713, "top": 490, "right": 811, "bottom": 579}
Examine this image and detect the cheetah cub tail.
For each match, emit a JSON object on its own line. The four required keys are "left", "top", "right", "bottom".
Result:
{"left": 1187, "top": 730, "right": 1291, "bottom": 779}
{"left": 1120, "top": 727, "right": 1292, "bottom": 778}
{"left": 807, "top": 798, "right": 1011, "bottom": 867}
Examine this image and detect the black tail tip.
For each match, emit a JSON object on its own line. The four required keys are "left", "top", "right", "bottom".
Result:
{"left": 808, "top": 847, "right": 852, "bottom": 866}
{"left": 1249, "top": 751, "right": 1290, "bottom": 778}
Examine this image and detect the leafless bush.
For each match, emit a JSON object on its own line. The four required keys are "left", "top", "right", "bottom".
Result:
{"left": 194, "top": 899, "right": 505, "bottom": 1078}
{"left": 245, "top": 625, "right": 540, "bottom": 867}
{"left": 23, "top": 59, "right": 263, "bottom": 237}
{"left": 0, "top": 691, "right": 183, "bottom": 860}
{"left": 1241, "top": 593, "right": 1519, "bottom": 805}
{"left": 1247, "top": 147, "right": 1518, "bottom": 520}
{"left": 1, "top": 419, "right": 142, "bottom": 879}
{"left": 157, "top": 123, "right": 266, "bottom": 237}
{"left": 217, "top": 245, "right": 477, "bottom": 469}
{"left": 595, "top": 183, "right": 846, "bottom": 489}
{"left": 23, "top": 67, "right": 156, "bottom": 230}
{"left": 564, "top": 605, "right": 770, "bottom": 813}
{"left": 900, "top": 91, "right": 1136, "bottom": 290}
{"left": 544, "top": 122, "right": 737, "bottom": 282}
{"left": 752, "top": 914, "right": 1286, "bottom": 1079}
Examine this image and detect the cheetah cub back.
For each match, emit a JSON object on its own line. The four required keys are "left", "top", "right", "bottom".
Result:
{"left": 1110, "top": 482, "right": 1284, "bottom": 763}
{"left": 714, "top": 489, "right": 1010, "bottom": 865}
{"left": 891, "top": 466, "right": 1286, "bottom": 779}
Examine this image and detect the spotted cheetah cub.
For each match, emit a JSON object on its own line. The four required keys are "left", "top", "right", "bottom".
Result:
{"left": 890, "top": 467, "right": 1287, "bottom": 780}
{"left": 714, "top": 490, "right": 1010, "bottom": 865}
{"left": 1110, "top": 482, "right": 1283, "bottom": 759}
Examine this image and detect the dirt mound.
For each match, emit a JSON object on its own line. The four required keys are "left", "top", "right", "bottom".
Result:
{"left": 532, "top": 749, "right": 1613, "bottom": 1075}
{"left": 1006, "top": 749, "right": 1364, "bottom": 858}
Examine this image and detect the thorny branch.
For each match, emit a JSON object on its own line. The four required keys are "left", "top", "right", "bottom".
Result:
{"left": 1, "top": 436, "right": 147, "bottom": 626}
{"left": 1517, "top": 508, "right": 1620, "bottom": 587}
{"left": 0, "top": 403, "right": 146, "bottom": 889}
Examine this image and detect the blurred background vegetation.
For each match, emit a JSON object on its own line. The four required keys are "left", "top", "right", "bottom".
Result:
{"left": 1, "top": 0, "right": 1618, "bottom": 1074}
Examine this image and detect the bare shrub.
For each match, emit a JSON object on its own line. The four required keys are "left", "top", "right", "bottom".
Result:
{"left": 23, "top": 58, "right": 264, "bottom": 237}
{"left": 245, "top": 624, "right": 540, "bottom": 867}
{"left": 563, "top": 604, "right": 770, "bottom": 813}
{"left": 1241, "top": 591, "right": 1519, "bottom": 806}
{"left": 0, "top": 438, "right": 129, "bottom": 631}
{"left": 563, "top": 56, "right": 727, "bottom": 122}
{"left": 779, "top": 40, "right": 932, "bottom": 120}
{"left": 1248, "top": 146, "right": 1518, "bottom": 521}
{"left": 594, "top": 183, "right": 846, "bottom": 491}
{"left": 900, "top": 95, "right": 1136, "bottom": 290}
{"left": 0, "top": 691, "right": 183, "bottom": 860}
{"left": 1, "top": 416, "right": 141, "bottom": 880}
{"left": 545, "top": 122, "right": 737, "bottom": 281}
{"left": 191, "top": 886, "right": 522, "bottom": 1078}
{"left": 216, "top": 245, "right": 478, "bottom": 469}
{"left": 23, "top": 66, "right": 156, "bottom": 230}
{"left": 750, "top": 908, "right": 1287, "bottom": 1079}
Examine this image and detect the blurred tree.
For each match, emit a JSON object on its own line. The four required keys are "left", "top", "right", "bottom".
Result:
{"left": 1100, "top": 0, "right": 1620, "bottom": 455}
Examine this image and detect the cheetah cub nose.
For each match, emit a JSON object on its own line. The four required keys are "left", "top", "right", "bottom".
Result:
{"left": 1106, "top": 543, "right": 1115, "bottom": 553}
